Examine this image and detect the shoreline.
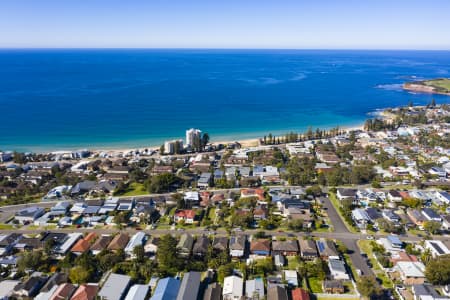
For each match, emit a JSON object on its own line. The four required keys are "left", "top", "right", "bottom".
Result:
{"left": 4, "top": 123, "right": 366, "bottom": 156}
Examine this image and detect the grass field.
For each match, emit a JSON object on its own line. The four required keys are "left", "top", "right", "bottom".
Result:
{"left": 423, "top": 78, "right": 450, "bottom": 91}
{"left": 308, "top": 277, "right": 323, "bottom": 293}
{"left": 119, "top": 182, "right": 148, "bottom": 196}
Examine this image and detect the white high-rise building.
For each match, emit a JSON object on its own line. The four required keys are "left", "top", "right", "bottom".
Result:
{"left": 186, "top": 128, "right": 201, "bottom": 148}
{"left": 164, "top": 139, "right": 183, "bottom": 154}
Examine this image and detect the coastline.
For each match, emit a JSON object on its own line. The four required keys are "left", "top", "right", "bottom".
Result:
{"left": 36, "top": 123, "right": 366, "bottom": 156}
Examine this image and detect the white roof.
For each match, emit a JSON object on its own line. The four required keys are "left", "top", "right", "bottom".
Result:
{"left": 0, "top": 280, "right": 20, "bottom": 298}
{"left": 55, "top": 233, "right": 83, "bottom": 254}
{"left": 125, "top": 284, "right": 149, "bottom": 300}
{"left": 223, "top": 276, "right": 243, "bottom": 297}
{"left": 397, "top": 261, "right": 425, "bottom": 278}
{"left": 125, "top": 232, "right": 146, "bottom": 253}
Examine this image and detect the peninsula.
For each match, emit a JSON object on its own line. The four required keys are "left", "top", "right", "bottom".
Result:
{"left": 403, "top": 78, "right": 450, "bottom": 95}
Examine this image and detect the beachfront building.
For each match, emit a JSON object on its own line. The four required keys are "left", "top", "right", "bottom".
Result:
{"left": 186, "top": 128, "right": 201, "bottom": 149}
{"left": 164, "top": 140, "right": 183, "bottom": 155}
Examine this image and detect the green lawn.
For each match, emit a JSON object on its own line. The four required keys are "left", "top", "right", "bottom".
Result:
{"left": 423, "top": 78, "right": 450, "bottom": 91}
{"left": 285, "top": 256, "right": 300, "bottom": 270}
{"left": 119, "top": 182, "right": 148, "bottom": 196}
{"left": 0, "top": 224, "right": 15, "bottom": 230}
{"left": 308, "top": 277, "right": 323, "bottom": 293}
{"left": 357, "top": 240, "right": 394, "bottom": 289}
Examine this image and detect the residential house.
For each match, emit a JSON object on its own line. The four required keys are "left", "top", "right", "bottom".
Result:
{"left": 407, "top": 209, "right": 426, "bottom": 229}
{"left": 328, "top": 259, "right": 349, "bottom": 280}
{"left": 422, "top": 208, "right": 442, "bottom": 222}
{"left": 99, "top": 198, "right": 119, "bottom": 214}
{"left": 49, "top": 201, "right": 71, "bottom": 216}
{"left": 90, "top": 235, "right": 112, "bottom": 255}
{"left": 352, "top": 209, "right": 370, "bottom": 229}
{"left": 396, "top": 261, "right": 426, "bottom": 285}
{"left": 124, "top": 284, "right": 149, "bottom": 300}
{"left": 291, "top": 288, "right": 310, "bottom": 300}
{"left": 323, "top": 280, "right": 344, "bottom": 294}
{"left": 197, "top": 172, "right": 212, "bottom": 188}
{"left": 98, "top": 273, "right": 131, "bottom": 300}
{"left": 387, "top": 190, "right": 403, "bottom": 203}
{"left": 0, "top": 233, "right": 22, "bottom": 256}
{"left": 150, "top": 277, "right": 180, "bottom": 300}
{"left": 336, "top": 188, "right": 357, "bottom": 201}
{"left": 250, "top": 239, "right": 271, "bottom": 256}
{"left": 412, "top": 284, "right": 450, "bottom": 300}
{"left": 108, "top": 233, "right": 130, "bottom": 251}
{"left": 212, "top": 236, "right": 228, "bottom": 252}
{"left": 424, "top": 240, "right": 450, "bottom": 258}
{"left": 203, "top": 283, "right": 222, "bottom": 300}
{"left": 70, "top": 283, "right": 99, "bottom": 300}
{"left": 13, "top": 273, "right": 48, "bottom": 298}
{"left": 192, "top": 235, "right": 209, "bottom": 257}
{"left": 0, "top": 280, "right": 19, "bottom": 300}
{"left": 177, "top": 233, "right": 194, "bottom": 257}
{"left": 316, "top": 239, "right": 339, "bottom": 260}
{"left": 49, "top": 283, "right": 76, "bottom": 300}
{"left": 229, "top": 235, "right": 246, "bottom": 258}
{"left": 55, "top": 233, "right": 83, "bottom": 256}
{"left": 284, "top": 270, "right": 298, "bottom": 286}
{"left": 272, "top": 240, "right": 299, "bottom": 256}
{"left": 144, "top": 237, "right": 159, "bottom": 255}
{"left": 176, "top": 272, "right": 201, "bottom": 300}
{"left": 174, "top": 209, "right": 196, "bottom": 224}
{"left": 223, "top": 276, "right": 243, "bottom": 300}
{"left": 299, "top": 239, "right": 318, "bottom": 260}
{"left": 434, "top": 191, "right": 450, "bottom": 206}
{"left": 71, "top": 232, "right": 97, "bottom": 255}
{"left": 14, "top": 206, "right": 45, "bottom": 224}
{"left": 267, "top": 286, "right": 288, "bottom": 300}
{"left": 382, "top": 209, "right": 401, "bottom": 224}
{"left": 245, "top": 278, "right": 265, "bottom": 300}
{"left": 184, "top": 192, "right": 200, "bottom": 207}
{"left": 125, "top": 232, "right": 146, "bottom": 256}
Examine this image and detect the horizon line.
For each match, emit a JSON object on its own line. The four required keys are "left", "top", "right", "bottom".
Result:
{"left": 1, "top": 47, "right": 450, "bottom": 51}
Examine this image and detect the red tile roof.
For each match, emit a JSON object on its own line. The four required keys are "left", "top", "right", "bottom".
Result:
{"left": 291, "top": 288, "right": 310, "bottom": 300}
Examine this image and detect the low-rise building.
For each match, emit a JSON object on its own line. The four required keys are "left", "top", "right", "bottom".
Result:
{"left": 223, "top": 275, "right": 243, "bottom": 300}
{"left": 98, "top": 273, "right": 131, "bottom": 300}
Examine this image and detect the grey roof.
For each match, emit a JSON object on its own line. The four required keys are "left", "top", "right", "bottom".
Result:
{"left": 329, "top": 259, "right": 346, "bottom": 273}
{"left": 272, "top": 240, "right": 299, "bottom": 252}
{"left": 176, "top": 272, "right": 201, "bottom": 300}
{"left": 267, "top": 285, "right": 288, "bottom": 300}
{"left": 212, "top": 237, "right": 228, "bottom": 251}
{"left": 229, "top": 235, "right": 246, "bottom": 250}
{"left": 98, "top": 273, "right": 131, "bottom": 300}
{"left": 203, "top": 283, "right": 222, "bottom": 300}
{"left": 193, "top": 236, "right": 209, "bottom": 255}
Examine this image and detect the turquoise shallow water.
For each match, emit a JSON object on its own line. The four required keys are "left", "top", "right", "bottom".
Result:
{"left": 0, "top": 49, "right": 449, "bottom": 152}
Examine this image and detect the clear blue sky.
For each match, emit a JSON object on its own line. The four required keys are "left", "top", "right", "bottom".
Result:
{"left": 1, "top": 0, "right": 450, "bottom": 49}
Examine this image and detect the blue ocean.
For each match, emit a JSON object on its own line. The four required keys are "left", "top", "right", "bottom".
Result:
{"left": 0, "top": 49, "right": 449, "bottom": 152}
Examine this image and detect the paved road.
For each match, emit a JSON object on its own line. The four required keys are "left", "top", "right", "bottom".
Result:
{"left": 320, "top": 196, "right": 374, "bottom": 277}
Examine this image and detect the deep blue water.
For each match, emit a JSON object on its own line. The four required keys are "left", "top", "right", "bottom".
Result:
{"left": 0, "top": 49, "right": 449, "bottom": 152}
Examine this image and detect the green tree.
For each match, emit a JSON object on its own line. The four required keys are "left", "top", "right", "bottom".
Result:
{"left": 424, "top": 221, "right": 441, "bottom": 234}
{"left": 425, "top": 255, "right": 450, "bottom": 285}
{"left": 133, "top": 245, "right": 145, "bottom": 263}
{"left": 357, "top": 276, "right": 383, "bottom": 299}
{"left": 69, "top": 265, "right": 92, "bottom": 284}
{"left": 157, "top": 234, "right": 181, "bottom": 275}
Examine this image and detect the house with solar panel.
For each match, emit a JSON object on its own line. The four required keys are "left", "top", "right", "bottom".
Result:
{"left": 316, "top": 239, "right": 339, "bottom": 260}
{"left": 424, "top": 240, "right": 450, "bottom": 258}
